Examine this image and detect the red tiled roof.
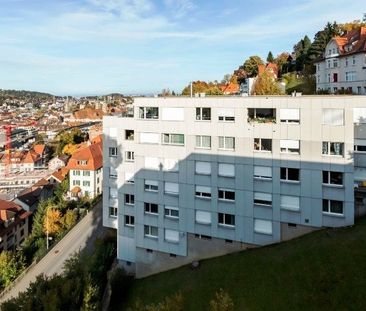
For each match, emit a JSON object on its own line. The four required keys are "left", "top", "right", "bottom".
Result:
{"left": 67, "top": 141, "right": 103, "bottom": 171}
{"left": 33, "top": 144, "right": 46, "bottom": 155}
{"left": 331, "top": 27, "right": 366, "bottom": 57}
{"left": 219, "top": 82, "right": 240, "bottom": 94}
{"left": 258, "top": 63, "right": 279, "bottom": 78}
{"left": 73, "top": 108, "right": 103, "bottom": 120}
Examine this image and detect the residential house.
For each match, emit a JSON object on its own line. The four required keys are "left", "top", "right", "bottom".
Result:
{"left": 48, "top": 155, "right": 69, "bottom": 171}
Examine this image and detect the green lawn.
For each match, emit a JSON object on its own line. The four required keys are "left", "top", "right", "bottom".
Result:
{"left": 118, "top": 219, "right": 366, "bottom": 310}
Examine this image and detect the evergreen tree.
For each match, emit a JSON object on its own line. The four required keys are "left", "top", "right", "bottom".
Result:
{"left": 243, "top": 56, "right": 264, "bottom": 77}
{"left": 267, "top": 51, "right": 274, "bottom": 63}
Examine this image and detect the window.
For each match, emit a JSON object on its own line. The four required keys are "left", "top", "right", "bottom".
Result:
{"left": 195, "top": 210, "right": 211, "bottom": 225}
{"left": 77, "top": 160, "right": 87, "bottom": 165}
{"left": 125, "top": 215, "right": 135, "bottom": 227}
{"left": 218, "top": 213, "right": 235, "bottom": 227}
{"left": 219, "top": 136, "right": 235, "bottom": 150}
{"left": 83, "top": 171, "right": 90, "bottom": 176}
{"left": 218, "top": 163, "right": 235, "bottom": 177}
{"left": 109, "top": 167, "right": 117, "bottom": 179}
{"left": 165, "top": 229, "right": 179, "bottom": 243}
{"left": 280, "top": 195, "right": 300, "bottom": 211}
{"left": 164, "top": 206, "right": 179, "bottom": 219}
{"left": 125, "top": 194, "right": 135, "bottom": 205}
{"left": 144, "top": 225, "right": 158, "bottom": 238}
{"left": 125, "top": 172, "right": 134, "bottom": 184}
{"left": 333, "top": 59, "right": 338, "bottom": 68}
{"left": 162, "top": 108, "right": 184, "bottom": 121}
{"left": 125, "top": 130, "right": 134, "bottom": 140}
{"left": 322, "top": 171, "right": 343, "bottom": 186}
{"left": 144, "top": 180, "right": 158, "bottom": 192}
{"left": 196, "top": 107, "right": 211, "bottom": 121}
{"left": 83, "top": 181, "right": 90, "bottom": 187}
{"left": 352, "top": 56, "right": 356, "bottom": 65}
{"left": 280, "top": 109, "right": 300, "bottom": 123}
{"left": 248, "top": 108, "right": 276, "bottom": 123}
{"left": 322, "top": 142, "right": 344, "bottom": 156}
{"left": 109, "top": 147, "right": 117, "bottom": 157}
{"left": 195, "top": 161, "right": 211, "bottom": 175}
{"left": 165, "top": 182, "right": 179, "bottom": 195}
{"left": 195, "top": 135, "right": 211, "bottom": 149}
{"left": 322, "top": 109, "right": 344, "bottom": 125}
{"left": 254, "top": 138, "right": 272, "bottom": 152}
{"left": 354, "top": 139, "right": 366, "bottom": 152}
{"left": 139, "top": 107, "right": 159, "bottom": 119}
{"left": 218, "top": 189, "right": 235, "bottom": 201}
{"left": 162, "top": 133, "right": 185, "bottom": 146}
{"left": 73, "top": 170, "right": 80, "bottom": 176}
{"left": 345, "top": 71, "right": 356, "bottom": 82}
{"left": 254, "top": 219, "right": 272, "bottom": 235}
{"left": 144, "top": 202, "right": 158, "bottom": 214}
{"left": 144, "top": 157, "right": 161, "bottom": 170}
{"left": 140, "top": 132, "right": 160, "bottom": 144}
{"left": 254, "top": 192, "right": 272, "bottom": 206}
{"left": 125, "top": 151, "right": 134, "bottom": 162}
{"left": 109, "top": 188, "right": 118, "bottom": 198}
{"left": 109, "top": 206, "right": 117, "bottom": 217}
{"left": 346, "top": 58, "right": 349, "bottom": 66}
{"left": 280, "top": 140, "right": 300, "bottom": 154}
{"left": 327, "top": 73, "right": 331, "bottom": 82}
{"left": 254, "top": 166, "right": 272, "bottom": 180}
{"left": 163, "top": 158, "right": 179, "bottom": 172}
{"left": 333, "top": 73, "right": 338, "bottom": 82}
{"left": 280, "top": 168, "right": 300, "bottom": 182}
{"left": 218, "top": 108, "right": 235, "bottom": 121}
{"left": 195, "top": 186, "right": 211, "bottom": 199}
{"left": 73, "top": 180, "right": 80, "bottom": 186}
{"left": 322, "top": 199, "right": 343, "bottom": 215}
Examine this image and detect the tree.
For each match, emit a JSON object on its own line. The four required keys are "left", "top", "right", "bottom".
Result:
{"left": 0, "top": 252, "right": 25, "bottom": 289}
{"left": 267, "top": 51, "right": 274, "bottom": 63}
{"left": 129, "top": 293, "right": 184, "bottom": 311}
{"left": 339, "top": 20, "right": 366, "bottom": 34}
{"left": 293, "top": 35, "right": 311, "bottom": 72}
{"left": 62, "top": 210, "right": 77, "bottom": 230}
{"left": 81, "top": 275, "right": 99, "bottom": 311}
{"left": 252, "top": 69, "right": 284, "bottom": 95}
{"left": 221, "top": 74, "right": 232, "bottom": 84}
{"left": 43, "top": 208, "right": 63, "bottom": 236}
{"left": 209, "top": 289, "right": 234, "bottom": 311}
{"left": 243, "top": 56, "right": 264, "bottom": 77}
{"left": 274, "top": 52, "right": 290, "bottom": 76}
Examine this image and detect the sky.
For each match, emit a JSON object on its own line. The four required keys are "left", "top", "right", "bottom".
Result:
{"left": 0, "top": 0, "right": 364, "bottom": 96}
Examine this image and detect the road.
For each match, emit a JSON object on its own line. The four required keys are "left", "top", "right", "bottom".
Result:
{"left": 0, "top": 200, "right": 105, "bottom": 303}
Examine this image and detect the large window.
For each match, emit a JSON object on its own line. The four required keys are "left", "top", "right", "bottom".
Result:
{"left": 322, "top": 199, "right": 343, "bottom": 215}
{"left": 195, "top": 186, "right": 211, "bottom": 199}
{"left": 219, "top": 136, "right": 235, "bottom": 150}
{"left": 254, "top": 166, "right": 272, "bottom": 180}
{"left": 254, "top": 138, "right": 272, "bottom": 152}
{"left": 322, "top": 171, "right": 343, "bottom": 186}
{"left": 125, "top": 130, "right": 134, "bottom": 141}
{"left": 345, "top": 71, "right": 356, "bottom": 82}
{"left": 195, "top": 161, "right": 211, "bottom": 175}
{"left": 218, "top": 189, "right": 235, "bottom": 201}
{"left": 254, "top": 192, "right": 272, "bottom": 206}
{"left": 109, "top": 206, "right": 117, "bottom": 217}
{"left": 162, "top": 133, "right": 185, "bottom": 146}
{"left": 218, "top": 213, "right": 235, "bottom": 227}
{"left": 248, "top": 108, "right": 276, "bottom": 123}
{"left": 124, "top": 215, "right": 135, "bottom": 227}
{"left": 144, "top": 202, "right": 158, "bottom": 214}
{"left": 280, "top": 140, "right": 300, "bottom": 154}
{"left": 218, "top": 163, "right": 235, "bottom": 177}
{"left": 139, "top": 107, "right": 159, "bottom": 119}
{"left": 196, "top": 107, "right": 211, "bottom": 121}
{"left": 144, "top": 179, "right": 159, "bottom": 192}
{"left": 124, "top": 194, "right": 135, "bottom": 205}
{"left": 254, "top": 219, "right": 272, "bottom": 235}
{"left": 218, "top": 108, "right": 235, "bottom": 122}
{"left": 109, "top": 147, "right": 117, "bottom": 157}
{"left": 195, "top": 210, "right": 211, "bottom": 225}
{"left": 144, "top": 225, "right": 158, "bottom": 238}
{"left": 280, "top": 168, "right": 300, "bottom": 182}
{"left": 322, "top": 142, "right": 344, "bottom": 156}
{"left": 164, "top": 206, "right": 179, "bottom": 219}
{"left": 280, "top": 109, "right": 300, "bottom": 123}
{"left": 195, "top": 135, "right": 211, "bottom": 149}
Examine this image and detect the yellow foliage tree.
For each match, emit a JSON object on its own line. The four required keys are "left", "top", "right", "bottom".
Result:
{"left": 62, "top": 210, "right": 77, "bottom": 230}
{"left": 43, "top": 209, "right": 63, "bottom": 236}
{"left": 62, "top": 143, "right": 79, "bottom": 155}
{"left": 252, "top": 69, "right": 284, "bottom": 95}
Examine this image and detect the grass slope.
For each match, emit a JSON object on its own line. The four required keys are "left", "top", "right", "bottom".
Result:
{"left": 120, "top": 218, "right": 366, "bottom": 311}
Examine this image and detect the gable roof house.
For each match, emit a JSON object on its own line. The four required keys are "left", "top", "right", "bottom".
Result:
{"left": 315, "top": 27, "right": 366, "bottom": 94}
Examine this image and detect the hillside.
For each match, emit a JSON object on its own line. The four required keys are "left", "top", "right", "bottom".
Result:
{"left": 116, "top": 218, "right": 366, "bottom": 310}
{"left": 0, "top": 89, "right": 54, "bottom": 101}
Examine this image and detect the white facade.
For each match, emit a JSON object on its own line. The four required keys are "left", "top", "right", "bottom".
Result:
{"left": 69, "top": 168, "right": 102, "bottom": 199}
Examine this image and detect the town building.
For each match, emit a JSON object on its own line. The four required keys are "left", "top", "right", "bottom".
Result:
{"left": 0, "top": 199, "right": 31, "bottom": 252}
{"left": 315, "top": 27, "right": 366, "bottom": 94}
{"left": 67, "top": 138, "right": 103, "bottom": 200}
{"left": 103, "top": 96, "right": 365, "bottom": 277}
{"left": 48, "top": 155, "right": 69, "bottom": 171}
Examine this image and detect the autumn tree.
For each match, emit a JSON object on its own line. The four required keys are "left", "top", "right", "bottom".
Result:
{"left": 339, "top": 20, "right": 366, "bottom": 34}
{"left": 252, "top": 69, "right": 284, "bottom": 95}
{"left": 62, "top": 210, "right": 77, "bottom": 230}
{"left": 209, "top": 289, "right": 234, "bottom": 311}
{"left": 243, "top": 56, "right": 264, "bottom": 77}
{"left": 44, "top": 208, "right": 63, "bottom": 236}
{"left": 0, "top": 251, "right": 25, "bottom": 289}
{"left": 274, "top": 52, "right": 290, "bottom": 76}
{"left": 267, "top": 51, "right": 274, "bottom": 63}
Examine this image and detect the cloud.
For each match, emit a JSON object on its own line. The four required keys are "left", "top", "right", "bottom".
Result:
{"left": 164, "top": 0, "right": 196, "bottom": 18}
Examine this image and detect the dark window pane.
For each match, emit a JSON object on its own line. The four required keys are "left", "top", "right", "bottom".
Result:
{"left": 280, "top": 168, "right": 286, "bottom": 180}
{"left": 322, "top": 171, "right": 328, "bottom": 184}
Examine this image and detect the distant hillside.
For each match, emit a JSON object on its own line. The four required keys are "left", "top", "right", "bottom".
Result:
{"left": 0, "top": 89, "right": 54, "bottom": 101}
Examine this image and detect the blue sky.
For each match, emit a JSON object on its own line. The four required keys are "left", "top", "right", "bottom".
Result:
{"left": 0, "top": 0, "right": 364, "bottom": 96}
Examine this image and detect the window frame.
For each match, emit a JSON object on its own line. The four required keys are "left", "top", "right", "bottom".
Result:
{"left": 322, "top": 141, "right": 344, "bottom": 157}
{"left": 109, "top": 206, "right": 117, "bottom": 218}
{"left": 124, "top": 194, "right": 135, "bottom": 206}
{"left": 218, "top": 188, "right": 235, "bottom": 202}
{"left": 322, "top": 199, "right": 344, "bottom": 216}
{"left": 280, "top": 167, "right": 300, "bottom": 183}
{"left": 196, "top": 107, "right": 211, "bottom": 121}
{"left": 162, "top": 133, "right": 185, "bottom": 146}
{"left": 218, "top": 136, "right": 235, "bottom": 151}
{"left": 124, "top": 215, "right": 135, "bottom": 227}
{"left": 164, "top": 206, "right": 179, "bottom": 219}
{"left": 195, "top": 135, "right": 211, "bottom": 149}
{"left": 139, "top": 107, "right": 159, "bottom": 119}
{"left": 254, "top": 138, "right": 272, "bottom": 152}
{"left": 125, "top": 151, "right": 135, "bottom": 162}
{"left": 322, "top": 171, "right": 343, "bottom": 187}
{"left": 144, "top": 202, "right": 159, "bottom": 215}
{"left": 109, "top": 147, "right": 117, "bottom": 158}
{"left": 144, "top": 225, "right": 158, "bottom": 238}
{"left": 218, "top": 213, "right": 235, "bottom": 227}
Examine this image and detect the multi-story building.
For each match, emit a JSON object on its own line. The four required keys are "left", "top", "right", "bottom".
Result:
{"left": 103, "top": 96, "right": 366, "bottom": 277}
{"left": 67, "top": 137, "right": 103, "bottom": 199}
{"left": 315, "top": 27, "right": 366, "bottom": 94}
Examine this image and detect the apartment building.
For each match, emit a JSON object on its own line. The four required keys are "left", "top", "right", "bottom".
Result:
{"left": 315, "top": 27, "right": 366, "bottom": 94}
{"left": 103, "top": 96, "right": 366, "bottom": 277}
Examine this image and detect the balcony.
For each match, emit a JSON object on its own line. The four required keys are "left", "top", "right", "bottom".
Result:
{"left": 248, "top": 108, "right": 276, "bottom": 124}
